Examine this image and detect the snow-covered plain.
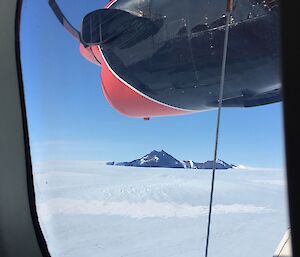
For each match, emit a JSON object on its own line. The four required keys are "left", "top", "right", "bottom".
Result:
{"left": 33, "top": 161, "right": 288, "bottom": 257}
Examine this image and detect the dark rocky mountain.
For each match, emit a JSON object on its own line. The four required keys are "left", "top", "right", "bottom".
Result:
{"left": 115, "top": 150, "right": 184, "bottom": 168}
{"left": 107, "top": 150, "right": 236, "bottom": 170}
{"left": 195, "top": 159, "right": 236, "bottom": 169}
{"left": 181, "top": 159, "right": 236, "bottom": 169}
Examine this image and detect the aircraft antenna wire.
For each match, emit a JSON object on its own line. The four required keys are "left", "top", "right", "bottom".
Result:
{"left": 48, "top": 0, "right": 81, "bottom": 41}
{"left": 204, "top": 1, "right": 233, "bottom": 257}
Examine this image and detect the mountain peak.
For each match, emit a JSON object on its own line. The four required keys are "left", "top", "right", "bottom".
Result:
{"left": 109, "top": 150, "right": 236, "bottom": 170}
{"left": 115, "top": 150, "right": 183, "bottom": 168}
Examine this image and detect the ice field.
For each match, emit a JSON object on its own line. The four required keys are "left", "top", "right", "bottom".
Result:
{"left": 33, "top": 161, "right": 288, "bottom": 257}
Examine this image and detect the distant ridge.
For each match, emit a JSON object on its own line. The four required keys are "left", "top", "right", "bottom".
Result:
{"left": 182, "top": 159, "right": 236, "bottom": 169}
{"left": 107, "top": 150, "right": 236, "bottom": 169}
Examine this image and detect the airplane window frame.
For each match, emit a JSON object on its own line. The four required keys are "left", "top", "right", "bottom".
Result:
{"left": 8, "top": 0, "right": 300, "bottom": 257}
{"left": 15, "top": 0, "right": 51, "bottom": 256}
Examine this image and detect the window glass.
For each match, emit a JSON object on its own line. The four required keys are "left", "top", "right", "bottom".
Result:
{"left": 21, "top": 1, "right": 287, "bottom": 257}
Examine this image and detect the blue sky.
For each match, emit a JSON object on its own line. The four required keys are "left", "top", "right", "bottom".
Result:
{"left": 20, "top": 0, "right": 285, "bottom": 168}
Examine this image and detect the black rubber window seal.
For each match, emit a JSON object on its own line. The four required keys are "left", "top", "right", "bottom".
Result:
{"left": 15, "top": 1, "right": 52, "bottom": 256}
